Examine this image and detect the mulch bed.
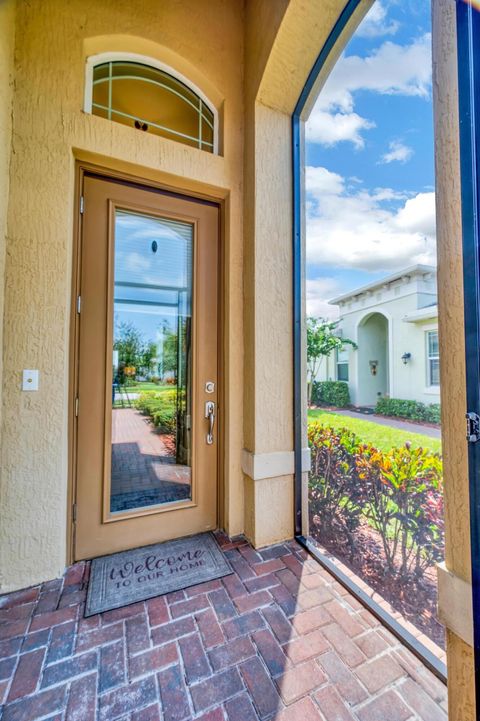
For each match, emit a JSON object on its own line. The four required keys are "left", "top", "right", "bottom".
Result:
{"left": 309, "top": 514, "right": 445, "bottom": 649}
{"left": 159, "top": 432, "right": 176, "bottom": 456}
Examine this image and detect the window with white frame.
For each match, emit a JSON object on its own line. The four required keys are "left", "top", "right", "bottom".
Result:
{"left": 336, "top": 347, "right": 349, "bottom": 382}
{"left": 85, "top": 54, "right": 217, "bottom": 153}
{"left": 426, "top": 330, "right": 440, "bottom": 387}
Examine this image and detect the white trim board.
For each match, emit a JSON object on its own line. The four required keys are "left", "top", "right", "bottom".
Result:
{"left": 437, "top": 562, "right": 473, "bottom": 646}
{"left": 242, "top": 449, "right": 311, "bottom": 481}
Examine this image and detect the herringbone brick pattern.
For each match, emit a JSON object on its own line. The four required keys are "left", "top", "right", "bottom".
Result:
{"left": 0, "top": 534, "right": 448, "bottom": 720}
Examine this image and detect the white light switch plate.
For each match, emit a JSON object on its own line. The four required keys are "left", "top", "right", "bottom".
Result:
{"left": 22, "top": 369, "right": 39, "bottom": 391}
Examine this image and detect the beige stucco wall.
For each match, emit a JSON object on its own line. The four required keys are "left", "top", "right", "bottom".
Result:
{"left": 0, "top": 1, "right": 475, "bottom": 713}
{"left": 0, "top": 0, "right": 245, "bottom": 592}
{"left": 242, "top": 0, "right": 373, "bottom": 546}
{"left": 0, "top": 0, "right": 16, "bottom": 590}
{"left": 433, "top": 0, "right": 475, "bottom": 716}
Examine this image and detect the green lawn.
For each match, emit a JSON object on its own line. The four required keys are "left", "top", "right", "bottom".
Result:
{"left": 307, "top": 409, "right": 442, "bottom": 454}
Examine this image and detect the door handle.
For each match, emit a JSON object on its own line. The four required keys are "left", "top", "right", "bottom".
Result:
{"left": 205, "top": 401, "right": 215, "bottom": 445}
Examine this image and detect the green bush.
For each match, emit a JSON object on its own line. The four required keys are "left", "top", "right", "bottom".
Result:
{"left": 375, "top": 397, "right": 441, "bottom": 424}
{"left": 312, "top": 380, "right": 350, "bottom": 408}
{"left": 308, "top": 422, "right": 444, "bottom": 582}
{"left": 134, "top": 389, "right": 178, "bottom": 433}
{"left": 152, "top": 408, "right": 177, "bottom": 434}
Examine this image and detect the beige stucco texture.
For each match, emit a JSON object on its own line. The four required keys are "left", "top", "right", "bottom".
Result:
{"left": 0, "top": 1, "right": 476, "bottom": 712}
{"left": 433, "top": 0, "right": 475, "bottom": 716}
{"left": 0, "top": 0, "right": 245, "bottom": 592}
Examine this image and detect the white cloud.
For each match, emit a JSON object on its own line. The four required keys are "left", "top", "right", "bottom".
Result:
{"left": 356, "top": 2, "right": 400, "bottom": 38}
{"left": 379, "top": 140, "right": 414, "bottom": 164}
{"left": 305, "top": 165, "right": 436, "bottom": 272}
{"left": 307, "top": 33, "right": 432, "bottom": 148}
{"left": 304, "top": 166, "right": 345, "bottom": 195}
{"left": 306, "top": 277, "right": 341, "bottom": 319}
{"left": 320, "top": 34, "right": 432, "bottom": 110}
{"left": 395, "top": 192, "right": 436, "bottom": 236}
{"left": 306, "top": 110, "right": 375, "bottom": 149}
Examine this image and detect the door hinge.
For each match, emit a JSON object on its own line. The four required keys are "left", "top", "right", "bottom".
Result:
{"left": 72, "top": 503, "right": 77, "bottom": 522}
{"left": 77, "top": 295, "right": 81, "bottom": 314}
{"left": 75, "top": 397, "right": 79, "bottom": 417}
{"left": 80, "top": 196, "right": 85, "bottom": 214}
{"left": 466, "top": 412, "right": 480, "bottom": 442}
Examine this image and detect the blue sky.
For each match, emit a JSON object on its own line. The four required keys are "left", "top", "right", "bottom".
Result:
{"left": 305, "top": 0, "right": 434, "bottom": 318}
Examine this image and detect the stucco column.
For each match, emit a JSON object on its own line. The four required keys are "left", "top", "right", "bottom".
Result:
{"left": 433, "top": 0, "right": 475, "bottom": 717}
{"left": 242, "top": 101, "right": 295, "bottom": 547}
{"left": 241, "top": 0, "right": 365, "bottom": 548}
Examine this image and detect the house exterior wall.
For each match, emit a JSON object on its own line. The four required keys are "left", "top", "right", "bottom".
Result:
{"left": 317, "top": 273, "right": 440, "bottom": 406}
{"left": 0, "top": 3, "right": 15, "bottom": 556}
{"left": 0, "top": 1, "right": 475, "bottom": 714}
{"left": 0, "top": 0, "right": 245, "bottom": 592}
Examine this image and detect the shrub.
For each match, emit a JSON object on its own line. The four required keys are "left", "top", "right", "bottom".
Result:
{"left": 375, "top": 397, "right": 441, "bottom": 425}
{"left": 356, "top": 441, "right": 443, "bottom": 579}
{"left": 135, "top": 389, "right": 178, "bottom": 434}
{"left": 152, "top": 408, "right": 177, "bottom": 434}
{"left": 308, "top": 425, "right": 365, "bottom": 556}
{"left": 312, "top": 380, "right": 350, "bottom": 408}
{"left": 308, "top": 421, "right": 444, "bottom": 582}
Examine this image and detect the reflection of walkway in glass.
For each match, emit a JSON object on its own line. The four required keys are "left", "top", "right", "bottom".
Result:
{"left": 110, "top": 408, "right": 190, "bottom": 513}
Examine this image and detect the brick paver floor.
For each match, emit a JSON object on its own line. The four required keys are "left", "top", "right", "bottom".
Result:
{"left": 0, "top": 533, "right": 448, "bottom": 720}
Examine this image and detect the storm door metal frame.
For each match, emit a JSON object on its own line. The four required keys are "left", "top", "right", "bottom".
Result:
{"left": 292, "top": 0, "right": 447, "bottom": 682}
{"left": 457, "top": 2, "right": 480, "bottom": 716}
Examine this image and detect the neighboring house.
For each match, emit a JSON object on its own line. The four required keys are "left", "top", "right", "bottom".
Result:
{"left": 317, "top": 265, "right": 440, "bottom": 407}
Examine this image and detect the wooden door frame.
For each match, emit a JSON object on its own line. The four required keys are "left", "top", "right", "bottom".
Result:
{"left": 67, "top": 160, "right": 225, "bottom": 564}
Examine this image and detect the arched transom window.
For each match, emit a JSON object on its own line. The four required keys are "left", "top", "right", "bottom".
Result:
{"left": 85, "top": 54, "right": 217, "bottom": 153}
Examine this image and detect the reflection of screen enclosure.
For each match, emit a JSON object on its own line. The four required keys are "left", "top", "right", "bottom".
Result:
{"left": 110, "top": 209, "right": 193, "bottom": 514}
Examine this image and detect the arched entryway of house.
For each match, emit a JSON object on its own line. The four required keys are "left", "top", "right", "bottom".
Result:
{"left": 246, "top": 0, "right": 473, "bottom": 715}
{"left": 356, "top": 311, "right": 389, "bottom": 407}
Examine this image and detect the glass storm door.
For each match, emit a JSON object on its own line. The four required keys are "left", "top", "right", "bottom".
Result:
{"left": 74, "top": 175, "right": 219, "bottom": 559}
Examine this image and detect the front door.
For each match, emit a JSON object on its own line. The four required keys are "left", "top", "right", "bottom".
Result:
{"left": 74, "top": 174, "right": 219, "bottom": 560}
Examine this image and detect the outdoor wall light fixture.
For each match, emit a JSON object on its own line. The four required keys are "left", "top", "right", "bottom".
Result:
{"left": 369, "top": 360, "right": 378, "bottom": 376}
{"left": 401, "top": 352, "right": 412, "bottom": 365}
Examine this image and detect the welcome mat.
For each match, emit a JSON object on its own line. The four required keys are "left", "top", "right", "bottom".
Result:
{"left": 85, "top": 532, "right": 232, "bottom": 617}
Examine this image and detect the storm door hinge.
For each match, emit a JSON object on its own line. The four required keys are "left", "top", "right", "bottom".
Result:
{"left": 72, "top": 503, "right": 77, "bottom": 522}
{"left": 466, "top": 412, "right": 480, "bottom": 442}
{"left": 77, "top": 295, "right": 81, "bottom": 314}
{"left": 75, "top": 397, "right": 79, "bottom": 417}
{"left": 80, "top": 196, "right": 85, "bottom": 214}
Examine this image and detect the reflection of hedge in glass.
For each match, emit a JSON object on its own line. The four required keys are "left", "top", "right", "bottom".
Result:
{"left": 135, "top": 390, "right": 178, "bottom": 434}
{"left": 308, "top": 423, "right": 444, "bottom": 582}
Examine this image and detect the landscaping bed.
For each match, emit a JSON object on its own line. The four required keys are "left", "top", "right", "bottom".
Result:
{"left": 308, "top": 422, "right": 444, "bottom": 648}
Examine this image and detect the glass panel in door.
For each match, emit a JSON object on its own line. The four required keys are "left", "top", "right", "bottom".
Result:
{"left": 110, "top": 210, "right": 193, "bottom": 514}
